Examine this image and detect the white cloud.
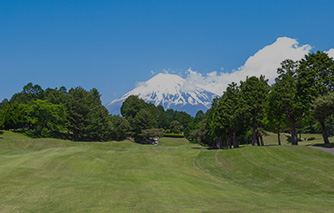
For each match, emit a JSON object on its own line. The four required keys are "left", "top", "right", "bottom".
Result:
{"left": 150, "top": 70, "right": 155, "bottom": 75}
{"left": 184, "top": 37, "right": 312, "bottom": 96}
{"left": 327, "top": 48, "right": 334, "bottom": 58}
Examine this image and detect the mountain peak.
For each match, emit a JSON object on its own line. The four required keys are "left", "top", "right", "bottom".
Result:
{"left": 106, "top": 73, "right": 216, "bottom": 116}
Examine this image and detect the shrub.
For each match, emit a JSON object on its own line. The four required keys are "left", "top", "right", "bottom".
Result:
{"left": 164, "top": 133, "right": 184, "bottom": 138}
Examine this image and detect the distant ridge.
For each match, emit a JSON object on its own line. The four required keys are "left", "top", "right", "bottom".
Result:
{"left": 106, "top": 73, "right": 216, "bottom": 116}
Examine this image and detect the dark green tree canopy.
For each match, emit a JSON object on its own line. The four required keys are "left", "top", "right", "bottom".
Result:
{"left": 65, "top": 87, "right": 110, "bottom": 141}
{"left": 121, "top": 95, "right": 146, "bottom": 119}
{"left": 298, "top": 51, "right": 334, "bottom": 97}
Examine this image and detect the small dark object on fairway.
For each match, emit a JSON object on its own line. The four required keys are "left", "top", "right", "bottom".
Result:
{"left": 153, "top": 138, "right": 159, "bottom": 145}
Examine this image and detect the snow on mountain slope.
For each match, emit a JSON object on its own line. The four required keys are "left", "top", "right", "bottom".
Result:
{"left": 106, "top": 73, "right": 217, "bottom": 116}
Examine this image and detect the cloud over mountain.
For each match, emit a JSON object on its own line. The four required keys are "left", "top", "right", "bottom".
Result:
{"left": 183, "top": 37, "right": 312, "bottom": 96}
{"left": 327, "top": 49, "right": 334, "bottom": 58}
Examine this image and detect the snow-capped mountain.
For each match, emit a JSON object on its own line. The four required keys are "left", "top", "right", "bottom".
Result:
{"left": 106, "top": 73, "right": 217, "bottom": 116}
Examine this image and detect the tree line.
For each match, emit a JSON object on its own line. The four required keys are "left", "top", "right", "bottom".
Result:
{"left": 0, "top": 85, "right": 111, "bottom": 141}
{"left": 0, "top": 85, "right": 193, "bottom": 142}
{"left": 0, "top": 51, "right": 333, "bottom": 146}
{"left": 185, "top": 51, "right": 334, "bottom": 148}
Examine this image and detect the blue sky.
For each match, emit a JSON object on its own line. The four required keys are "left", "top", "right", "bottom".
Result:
{"left": 1, "top": 0, "right": 334, "bottom": 104}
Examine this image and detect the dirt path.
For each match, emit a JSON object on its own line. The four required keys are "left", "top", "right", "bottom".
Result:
{"left": 312, "top": 146, "right": 334, "bottom": 155}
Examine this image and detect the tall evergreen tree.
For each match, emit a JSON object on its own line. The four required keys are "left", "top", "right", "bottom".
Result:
{"left": 65, "top": 87, "right": 110, "bottom": 141}
{"left": 212, "top": 83, "right": 244, "bottom": 149}
{"left": 44, "top": 87, "right": 67, "bottom": 104}
{"left": 110, "top": 115, "right": 132, "bottom": 140}
{"left": 240, "top": 76, "right": 269, "bottom": 146}
{"left": 132, "top": 108, "right": 157, "bottom": 142}
{"left": 272, "top": 60, "right": 307, "bottom": 145}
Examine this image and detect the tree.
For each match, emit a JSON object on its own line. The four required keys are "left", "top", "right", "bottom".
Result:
{"left": 313, "top": 92, "right": 334, "bottom": 144}
{"left": 240, "top": 76, "right": 269, "bottom": 146}
{"left": 141, "top": 128, "right": 164, "bottom": 140}
{"left": 132, "top": 108, "right": 157, "bottom": 142}
{"left": 272, "top": 53, "right": 334, "bottom": 145}
{"left": 121, "top": 95, "right": 146, "bottom": 120}
{"left": 0, "top": 99, "right": 9, "bottom": 110}
{"left": 211, "top": 83, "right": 245, "bottom": 149}
{"left": 10, "top": 83, "right": 44, "bottom": 105}
{"left": 156, "top": 105, "right": 169, "bottom": 129}
{"left": 272, "top": 60, "right": 309, "bottom": 145}
{"left": 65, "top": 87, "right": 110, "bottom": 141}
{"left": 185, "top": 110, "right": 206, "bottom": 143}
{"left": 194, "top": 110, "right": 205, "bottom": 124}
{"left": 187, "top": 119, "right": 208, "bottom": 144}
{"left": 110, "top": 115, "right": 132, "bottom": 140}
{"left": 267, "top": 79, "right": 288, "bottom": 145}
{"left": 2, "top": 103, "right": 28, "bottom": 130}
{"left": 28, "top": 100, "right": 66, "bottom": 136}
{"left": 65, "top": 87, "right": 88, "bottom": 140}
{"left": 170, "top": 120, "right": 183, "bottom": 133}
{"left": 44, "top": 87, "right": 67, "bottom": 104}
{"left": 23, "top": 83, "right": 44, "bottom": 100}
{"left": 85, "top": 104, "right": 111, "bottom": 141}
{"left": 166, "top": 109, "right": 193, "bottom": 130}
{"left": 298, "top": 51, "right": 334, "bottom": 97}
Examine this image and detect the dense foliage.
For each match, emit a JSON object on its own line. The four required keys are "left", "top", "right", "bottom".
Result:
{"left": 185, "top": 51, "right": 334, "bottom": 148}
{"left": 0, "top": 85, "right": 110, "bottom": 141}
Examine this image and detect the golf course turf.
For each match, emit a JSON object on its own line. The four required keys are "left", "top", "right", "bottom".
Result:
{"left": 0, "top": 132, "right": 333, "bottom": 212}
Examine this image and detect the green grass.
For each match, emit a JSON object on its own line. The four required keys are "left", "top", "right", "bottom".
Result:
{"left": 262, "top": 132, "right": 289, "bottom": 145}
{"left": 0, "top": 131, "right": 334, "bottom": 212}
{"left": 263, "top": 131, "right": 334, "bottom": 146}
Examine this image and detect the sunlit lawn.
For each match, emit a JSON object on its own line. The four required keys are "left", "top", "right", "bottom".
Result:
{"left": 0, "top": 131, "right": 333, "bottom": 212}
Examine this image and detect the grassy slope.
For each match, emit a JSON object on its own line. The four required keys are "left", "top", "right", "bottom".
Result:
{"left": 0, "top": 132, "right": 333, "bottom": 212}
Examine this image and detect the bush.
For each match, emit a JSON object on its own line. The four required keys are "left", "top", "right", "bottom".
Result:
{"left": 164, "top": 133, "right": 184, "bottom": 138}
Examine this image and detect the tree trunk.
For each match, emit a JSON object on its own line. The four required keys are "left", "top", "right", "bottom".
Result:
{"left": 298, "top": 132, "right": 301, "bottom": 141}
{"left": 256, "top": 130, "right": 260, "bottom": 146}
{"left": 226, "top": 135, "right": 230, "bottom": 149}
{"left": 258, "top": 128, "right": 264, "bottom": 146}
{"left": 289, "top": 119, "right": 298, "bottom": 145}
{"left": 320, "top": 121, "right": 330, "bottom": 144}
{"left": 233, "top": 132, "right": 239, "bottom": 148}
{"left": 228, "top": 135, "right": 232, "bottom": 149}
{"left": 277, "top": 126, "right": 281, "bottom": 145}
{"left": 252, "top": 125, "right": 257, "bottom": 146}
{"left": 219, "top": 138, "right": 223, "bottom": 149}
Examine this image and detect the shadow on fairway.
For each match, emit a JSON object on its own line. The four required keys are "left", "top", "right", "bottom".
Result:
{"left": 313, "top": 143, "right": 334, "bottom": 148}
{"left": 191, "top": 146, "right": 245, "bottom": 150}
{"left": 265, "top": 144, "right": 281, "bottom": 146}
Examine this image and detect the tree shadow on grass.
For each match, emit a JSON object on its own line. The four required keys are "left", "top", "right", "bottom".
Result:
{"left": 265, "top": 144, "right": 281, "bottom": 146}
{"left": 191, "top": 147, "right": 209, "bottom": 150}
{"left": 191, "top": 146, "right": 245, "bottom": 150}
{"left": 312, "top": 143, "right": 334, "bottom": 148}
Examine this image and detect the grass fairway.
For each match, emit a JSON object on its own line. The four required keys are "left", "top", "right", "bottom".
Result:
{"left": 0, "top": 132, "right": 334, "bottom": 212}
